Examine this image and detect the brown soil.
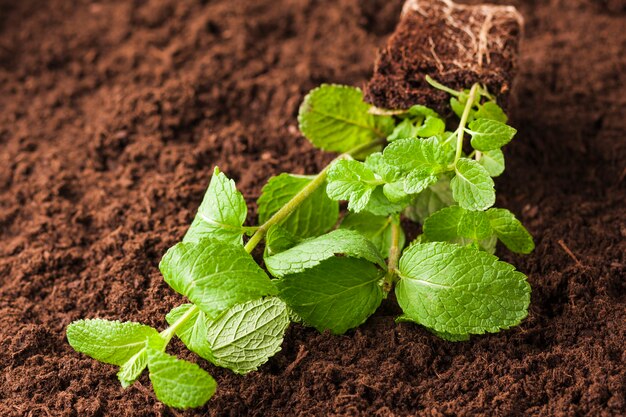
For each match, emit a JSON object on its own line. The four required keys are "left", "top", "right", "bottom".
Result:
{"left": 0, "top": 0, "right": 624, "bottom": 416}
{"left": 365, "top": 0, "right": 523, "bottom": 112}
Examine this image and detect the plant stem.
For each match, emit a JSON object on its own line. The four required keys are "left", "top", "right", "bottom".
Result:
{"left": 159, "top": 304, "right": 199, "bottom": 345}
{"left": 382, "top": 219, "right": 401, "bottom": 293}
{"left": 453, "top": 83, "right": 480, "bottom": 165}
{"left": 243, "top": 137, "right": 386, "bottom": 253}
{"left": 425, "top": 75, "right": 461, "bottom": 97}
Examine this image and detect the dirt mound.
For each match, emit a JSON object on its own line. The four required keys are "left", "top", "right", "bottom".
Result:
{"left": 0, "top": 0, "right": 624, "bottom": 416}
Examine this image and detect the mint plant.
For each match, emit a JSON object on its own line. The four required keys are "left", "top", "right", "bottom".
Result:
{"left": 67, "top": 77, "right": 534, "bottom": 408}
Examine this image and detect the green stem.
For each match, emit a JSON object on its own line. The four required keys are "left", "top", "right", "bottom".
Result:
{"left": 425, "top": 75, "right": 461, "bottom": 97}
{"left": 243, "top": 137, "right": 386, "bottom": 253}
{"left": 453, "top": 83, "right": 480, "bottom": 165}
{"left": 159, "top": 304, "right": 199, "bottom": 346}
{"left": 382, "top": 219, "right": 401, "bottom": 293}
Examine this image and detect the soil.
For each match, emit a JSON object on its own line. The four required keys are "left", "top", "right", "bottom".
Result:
{"left": 0, "top": 0, "right": 624, "bottom": 416}
{"left": 365, "top": 0, "right": 523, "bottom": 112}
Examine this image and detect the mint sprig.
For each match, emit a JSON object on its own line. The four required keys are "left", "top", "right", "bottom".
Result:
{"left": 67, "top": 78, "right": 534, "bottom": 409}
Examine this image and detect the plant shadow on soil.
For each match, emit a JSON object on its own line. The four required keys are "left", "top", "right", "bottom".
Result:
{"left": 0, "top": 0, "right": 624, "bottom": 416}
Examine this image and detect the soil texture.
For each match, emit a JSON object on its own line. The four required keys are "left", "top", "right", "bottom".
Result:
{"left": 0, "top": 0, "right": 624, "bottom": 416}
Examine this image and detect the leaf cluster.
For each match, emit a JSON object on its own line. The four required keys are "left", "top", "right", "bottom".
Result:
{"left": 67, "top": 81, "right": 534, "bottom": 408}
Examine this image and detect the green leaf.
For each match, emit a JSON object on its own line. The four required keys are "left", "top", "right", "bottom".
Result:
{"left": 326, "top": 159, "right": 380, "bottom": 212}
{"left": 147, "top": 349, "right": 217, "bottom": 409}
{"left": 383, "top": 137, "right": 453, "bottom": 174}
{"left": 206, "top": 297, "right": 290, "bottom": 374}
{"left": 451, "top": 158, "right": 495, "bottom": 211}
{"left": 160, "top": 239, "right": 276, "bottom": 319}
{"left": 475, "top": 102, "right": 507, "bottom": 123}
{"left": 363, "top": 186, "right": 411, "bottom": 216}
{"left": 468, "top": 119, "right": 517, "bottom": 151}
{"left": 477, "top": 149, "right": 505, "bottom": 177}
{"left": 423, "top": 206, "right": 493, "bottom": 243}
{"left": 388, "top": 119, "right": 418, "bottom": 142}
{"left": 117, "top": 349, "right": 149, "bottom": 388}
{"left": 298, "top": 84, "right": 393, "bottom": 153}
{"left": 382, "top": 181, "right": 409, "bottom": 203}
{"left": 403, "top": 169, "right": 439, "bottom": 194}
{"left": 407, "top": 104, "right": 440, "bottom": 119}
{"left": 258, "top": 173, "right": 338, "bottom": 238}
{"left": 184, "top": 167, "right": 247, "bottom": 245}
{"left": 264, "top": 229, "right": 385, "bottom": 278}
{"left": 415, "top": 116, "right": 445, "bottom": 137}
{"left": 396, "top": 242, "right": 530, "bottom": 334}
{"left": 276, "top": 257, "right": 384, "bottom": 334}
{"left": 404, "top": 177, "right": 455, "bottom": 223}
{"left": 450, "top": 97, "right": 466, "bottom": 120}
{"left": 364, "top": 152, "right": 401, "bottom": 182}
{"left": 165, "top": 304, "right": 213, "bottom": 361}
{"left": 487, "top": 208, "right": 535, "bottom": 254}
{"left": 339, "top": 213, "right": 405, "bottom": 259}
{"left": 67, "top": 319, "right": 162, "bottom": 366}
{"left": 422, "top": 206, "right": 464, "bottom": 241}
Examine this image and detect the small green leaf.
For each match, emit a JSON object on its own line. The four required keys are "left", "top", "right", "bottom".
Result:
{"left": 404, "top": 177, "right": 455, "bottom": 223}
{"left": 403, "top": 169, "right": 439, "bottom": 194}
{"left": 415, "top": 116, "right": 445, "bottom": 137}
{"left": 388, "top": 119, "right": 418, "bottom": 142}
{"left": 165, "top": 304, "right": 213, "bottom": 361}
{"left": 423, "top": 206, "right": 493, "bottom": 243}
{"left": 383, "top": 181, "right": 410, "bottom": 203}
{"left": 487, "top": 208, "right": 535, "bottom": 254}
{"left": 475, "top": 102, "right": 507, "bottom": 123}
{"left": 258, "top": 173, "right": 338, "bottom": 239}
{"left": 450, "top": 97, "right": 466, "bottom": 119}
{"left": 477, "top": 149, "right": 505, "bottom": 177}
{"left": 276, "top": 257, "right": 384, "bottom": 334}
{"left": 147, "top": 349, "right": 216, "bottom": 409}
{"left": 184, "top": 167, "right": 247, "bottom": 245}
{"left": 160, "top": 239, "right": 276, "bottom": 319}
{"left": 407, "top": 104, "right": 440, "bottom": 119}
{"left": 67, "top": 319, "right": 162, "bottom": 366}
{"left": 264, "top": 229, "right": 385, "bottom": 277}
{"left": 468, "top": 119, "right": 517, "bottom": 151}
{"left": 298, "top": 84, "right": 393, "bottom": 153}
{"left": 451, "top": 158, "right": 495, "bottom": 211}
{"left": 207, "top": 297, "right": 290, "bottom": 374}
{"left": 382, "top": 137, "right": 452, "bottom": 174}
{"left": 363, "top": 186, "right": 411, "bottom": 216}
{"left": 326, "top": 159, "right": 380, "bottom": 212}
{"left": 396, "top": 242, "right": 530, "bottom": 334}
{"left": 339, "top": 213, "right": 405, "bottom": 259}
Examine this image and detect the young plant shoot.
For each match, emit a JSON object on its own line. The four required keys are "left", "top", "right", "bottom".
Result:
{"left": 67, "top": 78, "right": 534, "bottom": 408}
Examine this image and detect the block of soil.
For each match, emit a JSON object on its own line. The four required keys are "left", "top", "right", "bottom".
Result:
{"left": 365, "top": 0, "right": 523, "bottom": 112}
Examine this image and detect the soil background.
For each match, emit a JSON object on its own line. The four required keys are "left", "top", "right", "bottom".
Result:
{"left": 0, "top": 0, "right": 624, "bottom": 416}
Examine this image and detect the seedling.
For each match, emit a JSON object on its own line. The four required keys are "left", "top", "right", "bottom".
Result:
{"left": 67, "top": 77, "right": 534, "bottom": 408}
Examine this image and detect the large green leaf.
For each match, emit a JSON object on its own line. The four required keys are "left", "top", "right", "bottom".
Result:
{"left": 276, "top": 257, "right": 384, "bottom": 334}
{"left": 396, "top": 242, "right": 530, "bottom": 334}
{"left": 206, "top": 297, "right": 290, "bottom": 374}
{"left": 467, "top": 118, "right": 517, "bottom": 151}
{"left": 160, "top": 239, "right": 276, "bottom": 319}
